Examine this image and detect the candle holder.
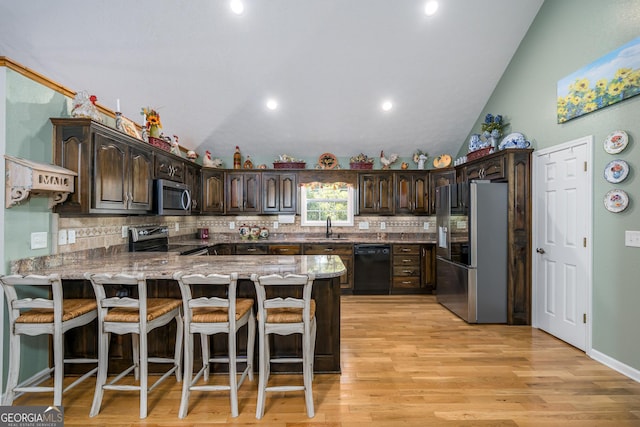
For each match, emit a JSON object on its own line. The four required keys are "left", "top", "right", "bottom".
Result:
{"left": 115, "top": 111, "right": 123, "bottom": 132}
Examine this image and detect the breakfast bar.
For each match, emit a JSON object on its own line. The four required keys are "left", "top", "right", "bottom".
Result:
{"left": 12, "top": 252, "right": 346, "bottom": 374}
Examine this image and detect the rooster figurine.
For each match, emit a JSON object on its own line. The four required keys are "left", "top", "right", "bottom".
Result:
{"left": 380, "top": 150, "right": 399, "bottom": 170}
{"left": 203, "top": 150, "right": 223, "bottom": 168}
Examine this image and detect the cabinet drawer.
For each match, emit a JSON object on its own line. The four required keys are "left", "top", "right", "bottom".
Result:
{"left": 393, "top": 265, "right": 420, "bottom": 277}
{"left": 393, "top": 255, "right": 420, "bottom": 267}
{"left": 268, "top": 244, "right": 301, "bottom": 255}
{"left": 392, "top": 276, "right": 421, "bottom": 288}
{"left": 393, "top": 245, "right": 421, "bottom": 255}
{"left": 302, "top": 243, "right": 353, "bottom": 255}
{"left": 234, "top": 244, "right": 268, "bottom": 255}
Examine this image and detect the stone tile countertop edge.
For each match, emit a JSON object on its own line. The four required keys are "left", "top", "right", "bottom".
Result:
{"left": 12, "top": 252, "right": 346, "bottom": 281}
{"left": 10, "top": 233, "right": 435, "bottom": 278}
{"left": 176, "top": 232, "right": 437, "bottom": 246}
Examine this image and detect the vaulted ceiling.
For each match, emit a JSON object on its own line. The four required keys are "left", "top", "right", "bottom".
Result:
{"left": 0, "top": 0, "right": 543, "bottom": 164}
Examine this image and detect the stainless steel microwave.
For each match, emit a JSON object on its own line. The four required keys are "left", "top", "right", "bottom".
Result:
{"left": 154, "top": 179, "right": 191, "bottom": 215}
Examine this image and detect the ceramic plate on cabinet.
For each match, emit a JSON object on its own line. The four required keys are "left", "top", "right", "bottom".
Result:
{"left": 603, "top": 130, "right": 629, "bottom": 154}
{"left": 603, "top": 159, "right": 629, "bottom": 183}
{"left": 603, "top": 189, "right": 629, "bottom": 213}
{"left": 433, "top": 154, "right": 452, "bottom": 168}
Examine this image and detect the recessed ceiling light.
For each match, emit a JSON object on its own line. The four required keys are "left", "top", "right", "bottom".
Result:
{"left": 266, "top": 98, "right": 279, "bottom": 110}
{"left": 424, "top": 1, "right": 439, "bottom": 16}
{"left": 230, "top": 0, "right": 244, "bottom": 15}
{"left": 381, "top": 100, "right": 393, "bottom": 112}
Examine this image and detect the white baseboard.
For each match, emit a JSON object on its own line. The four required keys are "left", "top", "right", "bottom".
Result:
{"left": 589, "top": 348, "right": 640, "bottom": 383}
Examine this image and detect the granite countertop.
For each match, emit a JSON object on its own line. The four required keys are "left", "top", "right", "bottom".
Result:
{"left": 175, "top": 232, "right": 436, "bottom": 247}
{"left": 13, "top": 252, "right": 346, "bottom": 281}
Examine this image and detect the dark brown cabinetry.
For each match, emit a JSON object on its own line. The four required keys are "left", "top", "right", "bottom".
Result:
{"left": 234, "top": 243, "right": 269, "bottom": 255}
{"left": 391, "top": 244, "right": 422, "bottom": 291}
{"left": 421, "top": 244, "right": 436, "bottom": 292}
{"left": 154, "top": 152, "right": 185, "bottom": 182}
{"left": 303, "top": 243, "right": 354, "bottom": 291}
{"left": 428, "top": 168, "right": 455, "bottom": 214}
{"left": 201, "top": 169, "right": 225, "bottom": 214}
{"left": 268, "top": 244, "right": 301, "bottom": 255}
{"left": 262, "top": 172, "right": 297, "bottom": 214}
{"left": 225, "top": 172, "right": 261, "bottom": 213}
{"left": 52, "top": 118, "right": 153, "bottom": 215}
{"left": 460, "top": 154, "right": 505, "bottom": 181}
{"left": 358, "top": 172, "right": 394, "bottom": 214}
{"left": 395, "top": 172, "right": 428, "bottom": 214}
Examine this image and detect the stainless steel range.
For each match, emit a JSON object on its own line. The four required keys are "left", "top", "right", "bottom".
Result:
{"left": 128, "top": 225, "right": 209, "bottom": 255}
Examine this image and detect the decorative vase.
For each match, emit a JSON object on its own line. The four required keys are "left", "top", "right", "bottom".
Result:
{"left": 149, "top": 124, "right": 161, "bottom": 138}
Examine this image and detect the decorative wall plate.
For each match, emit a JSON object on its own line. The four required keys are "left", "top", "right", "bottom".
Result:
{"left": 433, "top": 154, "right": 452, "bottom": 168}
{"left": 603, "top": 159, "right": 629, "bottom": 183}
{"left": 604, "top": 189, "right": 629, "bottom": 213}
{"left": 318, "top": 152, "right": 338, "bottom": 169}
{"left": 603, "top": 130, "right": 628, "bottom": 154}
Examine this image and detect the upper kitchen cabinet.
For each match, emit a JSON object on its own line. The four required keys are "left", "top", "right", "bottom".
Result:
{"left": 395, "top": 172, "right": 428, "bottom": 214}
{"left": 201, "top": 168, "right": 224, "bottom": 214}
{"left": 262, "top": 172, "right": 297, "bottom": 214}
{"left": 225, "top": 171, "right": 261, "bottom": 213}
{"left": 460, "top": 153, "right": 506, "bottom": 181}
{"left": 154, "top": 151, "right": 185, "bottom": 183}
{"left": 428, "top": 168, "right": 455, "bottom": 214}
{"left": 52, "top": 118, "right": 153, "bottom": 215}
{"left": 358, "top": 172, "right": 394, "bottom": 215}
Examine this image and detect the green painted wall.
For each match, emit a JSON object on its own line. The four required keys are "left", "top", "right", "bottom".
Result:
{"left": 463, "top": 0, "right": 640, "bottom": 371}
{"left": 2, "top": 69, "right": 72, "bottom": 386}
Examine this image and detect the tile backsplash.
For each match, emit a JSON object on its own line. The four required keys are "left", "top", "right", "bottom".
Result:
{"left": 56, "top": 214, "right": 436, "bottom": 253}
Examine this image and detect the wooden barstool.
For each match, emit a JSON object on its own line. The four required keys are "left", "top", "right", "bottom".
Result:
{"left": 0, "top": 274, "right": 98, "bottom": 406}
{"left": 173, "top": 272, "right": 255, "bottom": 418}
{"left": 250, "top": 272, "right": 316, "bottom": 419}
{"left": 84, "top": 272, "right": 183, "bottom": 419}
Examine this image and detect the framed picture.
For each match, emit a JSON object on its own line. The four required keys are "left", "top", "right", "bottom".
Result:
{"left": 119, "top": 116, "right": 141, "bottom": 139}
{"left": 557, "top": 36, "right": 640, "bottom": 123}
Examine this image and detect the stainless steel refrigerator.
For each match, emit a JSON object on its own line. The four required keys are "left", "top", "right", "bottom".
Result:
{"left": 435, "top": 181, "right": 508, "bottom": 323}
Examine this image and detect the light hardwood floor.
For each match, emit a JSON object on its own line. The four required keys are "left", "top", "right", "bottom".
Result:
{"left": 11, "top": 295, "right": 640, "bottom": 426}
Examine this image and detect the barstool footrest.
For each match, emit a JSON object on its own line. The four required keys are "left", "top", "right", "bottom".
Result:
{"left": 271, "top": 357, "right": 303, "bottom": 364}
{"left": 266, "top": 385, "right": 305, "bottom": 392}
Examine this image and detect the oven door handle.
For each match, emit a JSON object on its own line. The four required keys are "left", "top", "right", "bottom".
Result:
{"left": 181, "top": 189, "right": 192, "bottom": 210}
{"left": 187, "top": 248, "right": 209, "bottom": 256}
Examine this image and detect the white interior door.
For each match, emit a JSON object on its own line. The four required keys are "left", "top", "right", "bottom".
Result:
{"left": 533, "top": 136, "right": 592, "bottom": 351}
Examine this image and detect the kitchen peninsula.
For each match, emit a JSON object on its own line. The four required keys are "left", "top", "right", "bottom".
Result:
{"left": 12, "top": 252, "right": 345, "bottom": 374}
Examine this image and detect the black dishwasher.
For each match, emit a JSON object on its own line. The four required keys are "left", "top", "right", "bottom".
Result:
{"left": 353, "top": 244, "right": 391, "bottom": 294}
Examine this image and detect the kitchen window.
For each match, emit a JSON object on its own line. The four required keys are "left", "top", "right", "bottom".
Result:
{"left": 300, "top": 182, "right": 354, "bottom": 226}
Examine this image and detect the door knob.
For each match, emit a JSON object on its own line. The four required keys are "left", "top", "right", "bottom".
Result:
{"left": 536, "top": 248, "right": 545, "bottom": 254}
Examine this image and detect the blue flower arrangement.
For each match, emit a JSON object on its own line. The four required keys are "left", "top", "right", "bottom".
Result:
{"left": 481, "top": 114, "right": 508, "bottom": 139}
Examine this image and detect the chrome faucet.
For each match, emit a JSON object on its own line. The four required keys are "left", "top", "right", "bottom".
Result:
{"left": 326, "top": 216, "right": 333, "bottom": 238}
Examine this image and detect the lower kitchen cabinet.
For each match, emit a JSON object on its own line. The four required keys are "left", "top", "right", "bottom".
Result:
{"left": 303, "top": 243, "right": 353, "bottom": 291}
{"left": 268, "top": 244, "right": 301, "bottom": 255}
{"left": 391, "top": 244, "right": 422, "bottom": 291}
{"left": 421, "top": 245, "right": 436, "bottom": 292}
{"left": 208, "top": 244, "right": 233, "bottom": 255}
{"left": 234, "top": 243, "right": 269, "bottom": 255}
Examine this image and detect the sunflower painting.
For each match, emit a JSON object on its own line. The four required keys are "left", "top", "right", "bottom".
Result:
{"left": 557, "top": 36, "right": 640, "bottom": 123}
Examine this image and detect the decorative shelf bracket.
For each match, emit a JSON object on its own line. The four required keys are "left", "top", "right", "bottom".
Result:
{"left": 5, "top": 155, "right": 77, "bottom": 209}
